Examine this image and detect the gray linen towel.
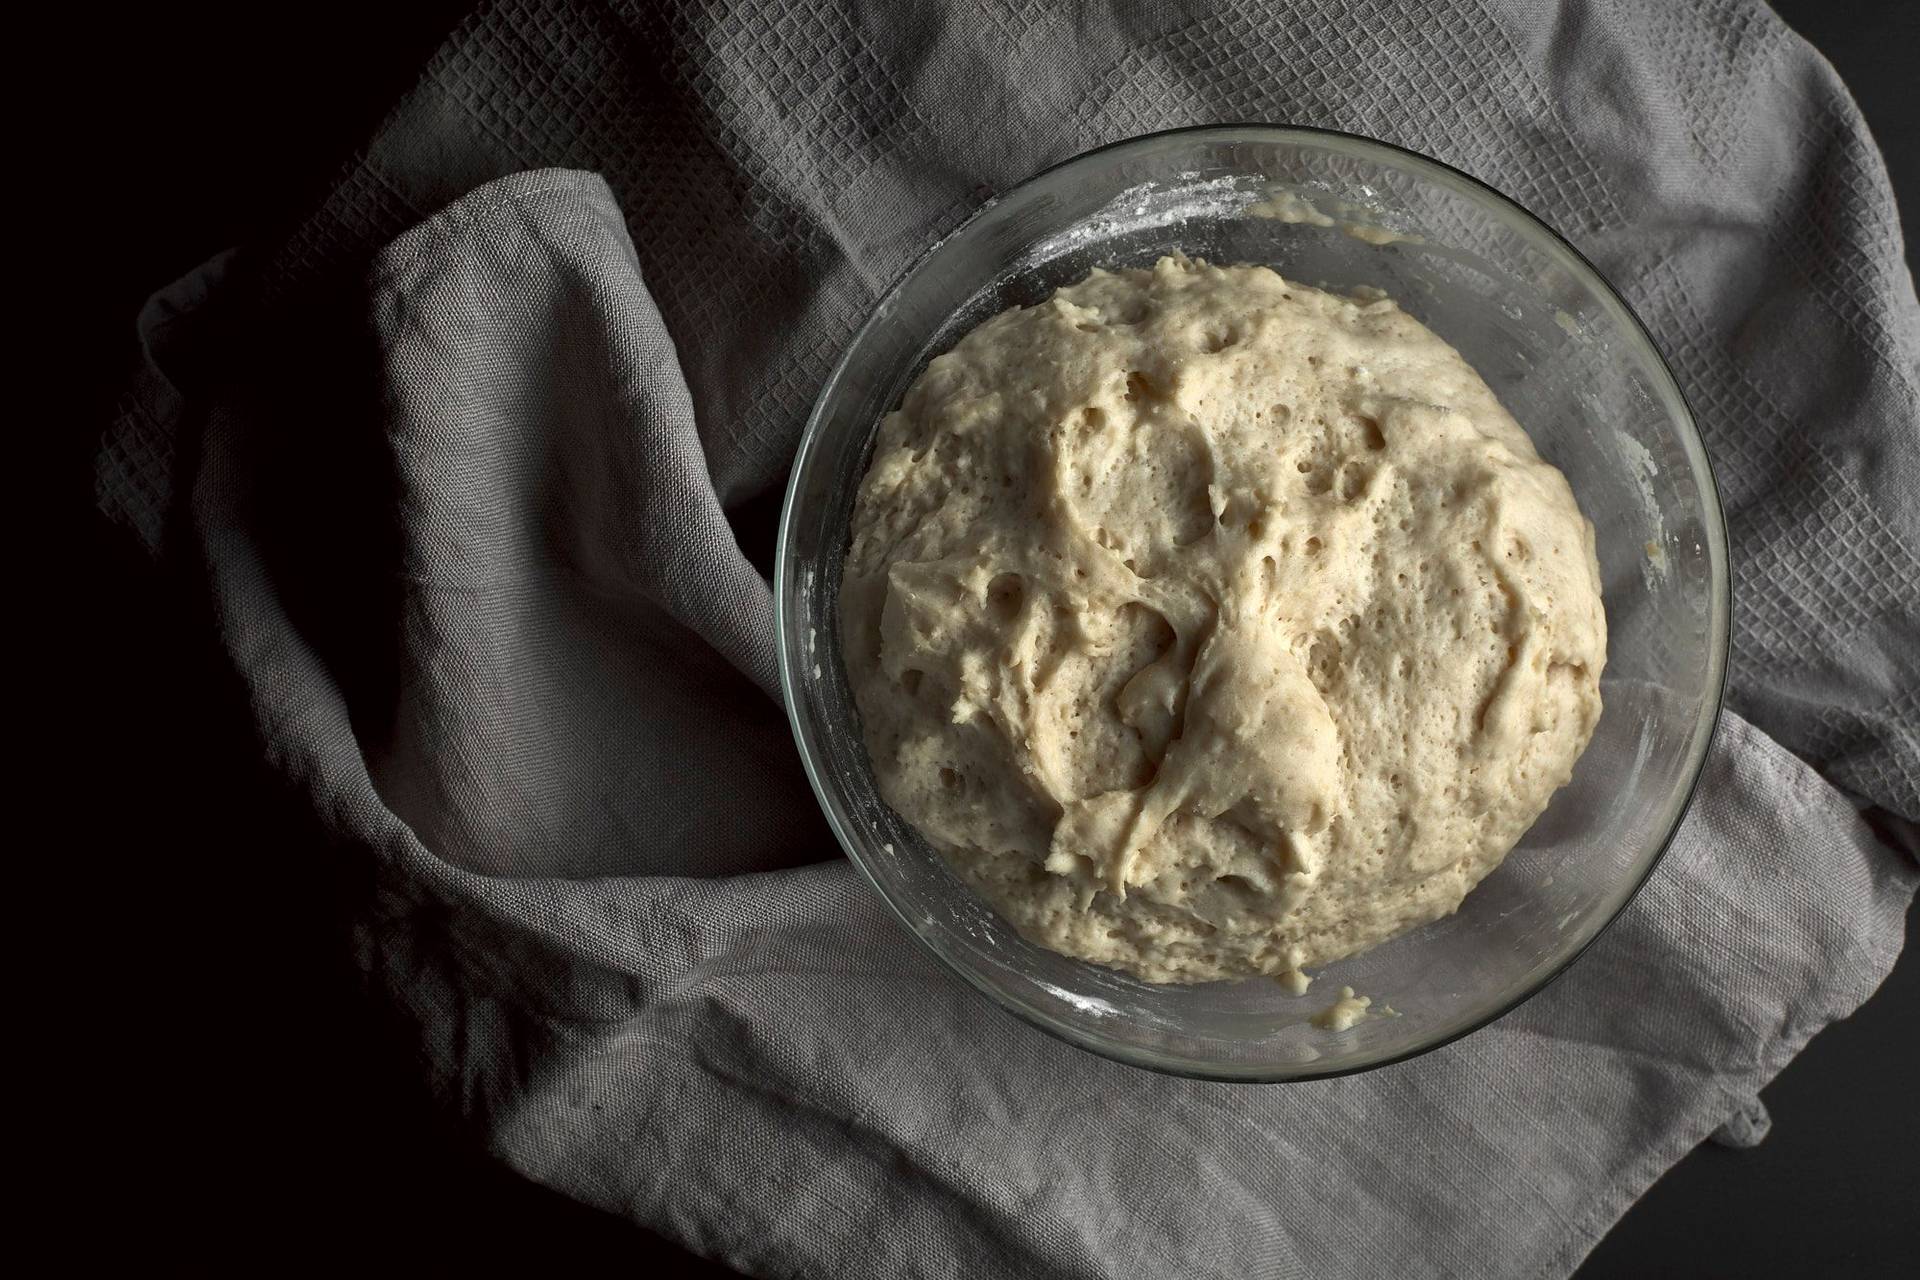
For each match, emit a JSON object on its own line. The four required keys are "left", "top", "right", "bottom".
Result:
{"left": 97, "top": 2, "right": 1917, "bottom": 1276}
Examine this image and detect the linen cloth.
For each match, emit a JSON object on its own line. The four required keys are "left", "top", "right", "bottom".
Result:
{"left": 97, "top": 2, "right": 1918, "bottom": 1275}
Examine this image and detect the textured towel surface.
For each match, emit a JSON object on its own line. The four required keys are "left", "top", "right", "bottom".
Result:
{"left": 98, "top": 3, "right": 1916, "bottom": 1275}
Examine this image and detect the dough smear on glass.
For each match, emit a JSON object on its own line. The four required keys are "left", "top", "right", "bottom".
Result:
{"left": 841, "top": 255, "right": 1605, "bottom": 984}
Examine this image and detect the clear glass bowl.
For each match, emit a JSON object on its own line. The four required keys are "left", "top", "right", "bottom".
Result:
{"left": 776, "top": 125, "right": 1729, "bottom": 1081}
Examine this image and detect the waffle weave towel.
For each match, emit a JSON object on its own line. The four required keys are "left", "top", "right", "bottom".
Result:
{"left": 98, "top": 3, "right": 1916, "bottom": 1274}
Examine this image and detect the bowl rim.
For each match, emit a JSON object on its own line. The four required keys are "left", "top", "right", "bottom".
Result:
{"left": 774, "top": 121, "right": 1732, "bottom": 1083}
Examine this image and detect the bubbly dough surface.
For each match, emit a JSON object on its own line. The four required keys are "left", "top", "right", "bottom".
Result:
{"left": 842, "top": 256, "right": 1605, "bottom": 984}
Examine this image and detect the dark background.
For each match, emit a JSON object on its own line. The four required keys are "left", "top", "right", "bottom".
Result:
{"left": 84, "top": 3, "right": 1914, "bottom": 1273}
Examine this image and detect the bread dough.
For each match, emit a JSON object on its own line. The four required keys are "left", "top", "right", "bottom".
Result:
{"left": 1310, "top": 986, "right": 1374, "bottom": 1031}
{"left": 841, "top": 255, "right": 1605, "bottom": 984}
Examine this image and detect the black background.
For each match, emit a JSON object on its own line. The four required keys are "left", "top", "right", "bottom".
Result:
{"left": 82, "top": 3, "right": 1914, "bottom": 1273}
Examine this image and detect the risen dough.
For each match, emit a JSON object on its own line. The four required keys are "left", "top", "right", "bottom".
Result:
{"left": 842, "top": 256, "right": 1605, "bottom": 984}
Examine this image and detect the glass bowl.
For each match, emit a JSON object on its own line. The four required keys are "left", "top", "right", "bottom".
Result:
{"left": 775, "top": 125, "right": 1729, "bottom": 1081}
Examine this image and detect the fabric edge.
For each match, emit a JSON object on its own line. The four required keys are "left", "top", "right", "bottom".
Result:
{"left": 367, "top": 168, "right": 616, "bottom": 288}
{"left": 1537, "top": 866, "right": 1912, "bottom": 1275}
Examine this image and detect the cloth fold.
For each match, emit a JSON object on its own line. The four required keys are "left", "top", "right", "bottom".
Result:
{"left": 97, "top": 2, "right": 1916, "bottom": 1276}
